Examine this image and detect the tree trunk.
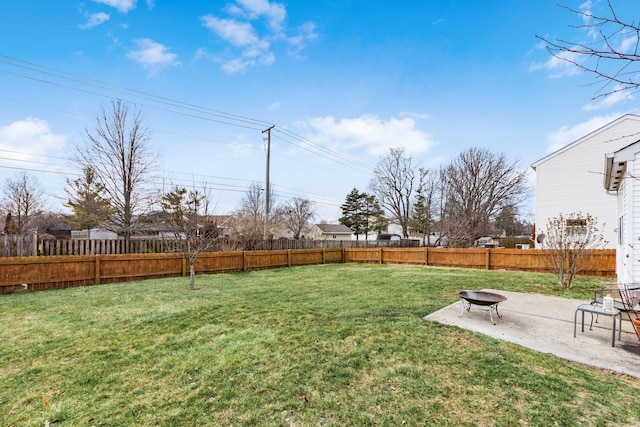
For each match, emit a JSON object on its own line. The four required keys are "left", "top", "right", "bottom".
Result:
{"left": 189, "top": 260, "right": 196, "bottom": 290}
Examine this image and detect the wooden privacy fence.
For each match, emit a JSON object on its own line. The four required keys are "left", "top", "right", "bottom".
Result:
{"left": 34, "top": 238, "right": 417, "bottom": 256}
{"left": 0, "top": 247, "right": 615, "bottom": 294}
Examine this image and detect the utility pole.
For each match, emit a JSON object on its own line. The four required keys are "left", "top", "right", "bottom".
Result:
{"left": 262, "top": 125, "right": 275, "bottom": 240}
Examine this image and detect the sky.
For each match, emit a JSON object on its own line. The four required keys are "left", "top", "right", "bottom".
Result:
{"left": 1, "top": 0, "right": 639, "bottom": 223}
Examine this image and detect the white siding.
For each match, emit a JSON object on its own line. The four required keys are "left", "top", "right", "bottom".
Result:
{"left": 628, "top": 152, "right": 640, "bottom": 282}
{"left": 618, "top": 173, "right": 632, "bottom": 282}
{"left": 533, "top": 115, "right": 640, "bottom": 249}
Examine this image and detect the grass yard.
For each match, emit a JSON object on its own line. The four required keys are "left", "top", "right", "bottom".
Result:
{"left": 1, "top": 263, "right": 639, "bottom": 426}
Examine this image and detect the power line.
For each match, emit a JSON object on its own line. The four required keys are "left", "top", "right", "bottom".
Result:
{"left": 0, "top": 54, "right": 271, "bottom": 128}
{"left": 0, "top": 53, "right": 376, "bottom": 174}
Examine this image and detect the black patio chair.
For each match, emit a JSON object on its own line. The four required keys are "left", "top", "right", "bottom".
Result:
{"left": 592, "top": 283, "right": 640, "bottom": 340}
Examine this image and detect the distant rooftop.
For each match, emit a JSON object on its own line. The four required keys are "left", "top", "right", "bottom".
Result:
{"left": 314, "top": 224, "right": 352, "bottom": 234}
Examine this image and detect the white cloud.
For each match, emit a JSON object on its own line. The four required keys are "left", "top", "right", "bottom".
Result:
{"left": 286, "top": 22, "right": 318, "bottom": 57}
{"left": 222, "top": 58, "right": 255, "bottom": 74}
{"left": 546, "top": 113, "right": 621, "bottom": 153}
{"left": 0, "top": 118, "right": 67, "bottom": 162}
{"left": 298, "top": 114, "right": 436, "bottom": 157}
{"left": 399, "top": 111, "right": 431, "bottom": 120}
{"left": 200, "top": 0, "right": 316, "bottom": 74}
{"left": 618, "top": 36, "right": 638, "bottom": 54}
{"left": 93, "top": 0, "right": 137, "bottom": 13}
{"left": 79, "top": 12, "right": 110, "bottom": 30}
{"left": 582, "top": 85, "right": 633, "bottom": 111}
{"left": 201, "top": 16, "right": 261, "bottom": 47}
{"left": 529, "top": 48, "right": 583, "bottom": 78}
{"left": 127, "top": 39, "right": 180, "bottom": 74}
{"left": 267, "top": 101, "right": 281, "bottom": 111}
{"left": 231, "top": 0, "right": 286, "bottom": 32}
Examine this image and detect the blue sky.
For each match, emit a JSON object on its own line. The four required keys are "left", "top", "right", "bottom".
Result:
{"left": 1, "top": 0, "right": 639, "bottom": 222}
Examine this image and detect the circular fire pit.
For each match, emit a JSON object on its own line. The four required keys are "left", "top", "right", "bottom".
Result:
{"left": 456, "top": 290, "right": 507, "bottom": 325}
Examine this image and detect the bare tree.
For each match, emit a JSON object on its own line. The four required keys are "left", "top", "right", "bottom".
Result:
{"left": 439, "top": 148, "right": 529, "bottom": 247}
{"left": 370, "top": 148, "right": 417, "bottom": 238}
{"left": 75, "top": 99, "right": 157, "bottom": 247}
{"left": 3, "top": 172, "right": 44, "bottom": 235}
{"left": 280, "top": 197, "right": 315, "bottom": 239}
{"left": 160, "top": 183, "right": 217, "bottom": 290}
{"left": 538, "top": 1, "right": 640, "bottom": 98}
{"left": 544, "top": 212, "right": 607, "bottom": 288}
{"left": 229, "top": 183, "right": 279, "bottom": 248}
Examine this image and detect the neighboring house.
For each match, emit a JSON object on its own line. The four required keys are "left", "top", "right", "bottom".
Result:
{"left": 71, "top": 228, "right": 119, "bottom": 240}
{"left": 309, "top": 224, "right": 353, "bottom": 241}
{"left": 204, "top": 215, "right": 233, "bottom": 238}
{"left": 531, "top": 114, "right": 640, "bottom": 249}
{"left": 43, "top": 224, "right": 72, "bottom": 240}
{"left": 603, "top": 140, "right": 640, "bottom": 283}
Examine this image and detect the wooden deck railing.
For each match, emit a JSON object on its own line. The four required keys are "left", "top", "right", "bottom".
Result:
{"left": 0, "top": 247, "right": 615, "bottom": 294}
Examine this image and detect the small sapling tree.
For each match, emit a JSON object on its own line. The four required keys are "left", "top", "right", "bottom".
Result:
{"left": 160, "top": 184, "right": 217, "bottom": 290}
{"left": 545, "top": 212, "right": 607, "bottom": 288}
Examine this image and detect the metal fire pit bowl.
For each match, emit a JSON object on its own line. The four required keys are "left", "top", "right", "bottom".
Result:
{"left": 456, "top": 290, "right": 507, "bottom": 325}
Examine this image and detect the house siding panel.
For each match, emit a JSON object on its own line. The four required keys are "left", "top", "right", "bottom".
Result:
{"left": 630, "top": 153, "right": 640, "bottom": 282}
{"left": 534, "top": 115, "right": 640, "bottom": 249}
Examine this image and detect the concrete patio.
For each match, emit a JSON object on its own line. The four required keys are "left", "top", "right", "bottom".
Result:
{"left": 423, "top": 289, "right": 640, "bottom": 379}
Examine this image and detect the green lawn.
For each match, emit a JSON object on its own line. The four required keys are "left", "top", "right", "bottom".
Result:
{"left": 1, "top": 264, "right": 638, "bottom": 426}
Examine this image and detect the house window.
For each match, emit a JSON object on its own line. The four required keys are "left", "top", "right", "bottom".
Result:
{"left": 332, "top": 234, "right": 337, "bottom": 239}
{"left": 618, "top": 215, "right": 624, "bottom": 246}
{"left": 566, "top": 218, "right": 587, "bottom": 235}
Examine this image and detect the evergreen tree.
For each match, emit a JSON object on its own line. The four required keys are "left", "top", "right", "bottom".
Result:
{"left": 340, "top": 188, "right": 386, "bottom": 241}
{"left": 4, "top": 212, "right": 19, "bottom": 234}
{"left": 361, "top": 194, "right": 386, "bottom": 241}
{"left": 64, "top": 167, "right": 114, "bottom": 238}
{"left": 340, "top": 188, "right": 366, "bottom": 240}
{"left": 409, "top": 168, "right": 437, "bottom": 246}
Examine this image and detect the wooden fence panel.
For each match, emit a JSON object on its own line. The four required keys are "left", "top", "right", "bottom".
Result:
{"left": 323, "top": 248, "right": 345, "bottom": 263}
{"left": 196, "top": 251, "right": 244, "bottom": 274}
{"left": 490, "top": 249, "right": 551, "bottom": 273}
{"left": 0, "top": 248, "right": 617, "bottom": 294}
{"left": 344, "top": 248, "right": 382, "bottom": 264}
{"left": 425, "top": 248, "right": 488, "bottom": 269}
{"left": 381, "top": 248, "right": 426, "bottom": 265}
{"left": 243, "top": 250, "right": 289, "bottom": 271}
{"left": 95, "top": 254, "right": 182, "bottom": 284}
{"left": 289, "top": 249, "right": 324, "bottom": 266}
{"left": 0, "top": 255, "right": 96, "bottom": 291}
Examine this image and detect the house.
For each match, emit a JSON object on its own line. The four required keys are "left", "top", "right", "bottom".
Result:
{"left": 603, "top": 140, "right": 640, "bottom": 283}
{"left": 309, "top": 224, "right": 353, "bottom": 241}
{"left": 531, "top": 114, "right": 640, "bottom": 249}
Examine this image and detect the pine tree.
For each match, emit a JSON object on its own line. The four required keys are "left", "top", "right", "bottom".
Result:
{"left": 4, "top": 212, "right": 19, "bottom": 234}
{"left": 339, "top": 188, "right": 366, "bottom": 240}
{"left": 340, "top": 188, "right": 386, "bottom": 241}
{"left": 64, "top": 167, "right": 114, "bottom": 238}
{"left": 361, "top": 194, "right": 386, "bottom": 241}
{"left": 409, "top": 168, "right": 436, "bottom": 246}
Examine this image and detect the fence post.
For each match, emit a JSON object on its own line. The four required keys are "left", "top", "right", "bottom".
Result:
{"left": 379, "top": 248, "right": 383, "bottom": 264}
{"left": 243, "top": 251, "right": 247, "bottom": 271}
{"left": 182, "top": 258, "right": 187, "bottom": 277}
{"left": 485, "top": 249, "right": 490, "bottom": 270}
{"left": 322, "top": 248, "right": 326, "bottom": 264}
{"left": 287, "top": 249, "right": 291, "bottom": 268}
{"left": 95, "top": 255, "right": 101, "bottom": 285}
{"left": 425, "top": 247, "right": 429, "bottom": 265}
